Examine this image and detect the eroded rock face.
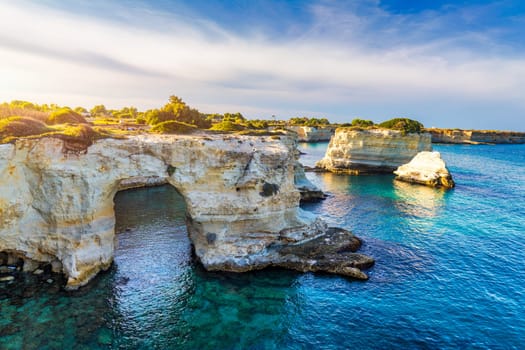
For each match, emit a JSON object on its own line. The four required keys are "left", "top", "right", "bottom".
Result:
{"left": 0, "top": 133, "right": 372, "bottom": 289}
{"left": 287, "top": 126, "right": 335, "bottom": 142}
{"left": 427, "top": 128, "right": 525, "bottom": 144}
{"left": 316, "top": 128, "right": 432, "bottom": 174}
{"left": 394, "top": 151, "right": 455, "bottom": 189}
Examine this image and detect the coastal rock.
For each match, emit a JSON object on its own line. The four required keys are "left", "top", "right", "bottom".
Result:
{"left": 287, "top": 126, "right": 335, "bottom": 142}
{"left": 316, "top": 128, "right": 432, "bottom": 174}
{"left": 394, "top": 151, "right": 455, "bottom": 189}
{"left": 294, "top": 162, "right": 326, "bottom": 202}
{"left": 0, "top": 133, "right": 373, "bottom": 290}
{"left": 427, "top": 128, "right": 525, "bottom": 144}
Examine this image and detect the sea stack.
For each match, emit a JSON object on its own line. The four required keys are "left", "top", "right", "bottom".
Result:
{"left": 394, "top": 151, "right": 455, "bottom": 189}
{"left": 316, "top": 128, "right": 432, "bottom": 174}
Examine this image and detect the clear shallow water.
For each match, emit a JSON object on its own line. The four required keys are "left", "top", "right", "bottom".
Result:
{"left": 1, "top": 143, "right": 525, "bottom": 349}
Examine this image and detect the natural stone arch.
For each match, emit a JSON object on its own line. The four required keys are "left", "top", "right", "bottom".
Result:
{"left": 0, "top": 134, "right": 374, "bottom": 290}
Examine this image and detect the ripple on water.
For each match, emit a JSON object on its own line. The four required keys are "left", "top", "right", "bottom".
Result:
{"left": 2, "top": 145, "right": 525, "bottom": 349}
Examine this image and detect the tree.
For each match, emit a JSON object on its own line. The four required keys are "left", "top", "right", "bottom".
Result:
{"left": 74, "top": 107, "right": 88, "bottom": 114}
{"left": 145, "top": 95, "right": 210, "bottom": 129}
{"left": 378, "top": 118, "right": 424, "bottom": 134}
{"left": 351, "top": 118, "right": 374, "bottom": 127}
{"left": 90, "top": 105, "right": 108, "bottom": 117}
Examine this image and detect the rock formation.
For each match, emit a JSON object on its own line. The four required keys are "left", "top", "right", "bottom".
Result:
{"left": 394, "top": 151, "right": 455, "bottom": 189}
{"left": 427, "top": 128, "right": 525, "bottom": 144}
{"left": 287, "top": 126, "right": 335, "bottom": 142}
{"left": 294, "top": 162, "right": 326, "bottom": 202}
{"left": 0, "top": 133, "right": 372, "bottom": 289}
{"left": 316, "top": 128, "right": 432, "bottom": 174}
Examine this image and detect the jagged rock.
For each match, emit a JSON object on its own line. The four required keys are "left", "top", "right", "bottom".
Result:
{"left": 0, "top": 133, "right": 373, "bottom": 290}
{"left": 294, "top": 162, "right": 326, "bottom": 202}
{"left": 316, "top": 128, "right": 432, "bottom": 174}
{"left": 394, "top": 151, "right": 455, "bottom": 189}
{"left": 273, "top": 227, "right": 374, "bottom": 280}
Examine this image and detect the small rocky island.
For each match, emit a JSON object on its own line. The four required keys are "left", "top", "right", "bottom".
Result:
{"left": 394, "top": 151, "right": 455, "bottom": 188}
{"left": 316, "top": 128, "right": 432, "bottom": 174}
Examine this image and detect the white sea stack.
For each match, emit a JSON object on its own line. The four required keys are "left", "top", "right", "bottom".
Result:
{"left": 316, "top": 128, "right": 432, "bottom": 174}
{"left": 0, "top": 133, "right": 373, "bottom": 290}
{"left": 394, "top": 151, "right": 455, "bottom": 189}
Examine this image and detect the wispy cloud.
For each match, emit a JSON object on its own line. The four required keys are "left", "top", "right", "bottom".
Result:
{"left": 0, "top": 0, "right": 524, "bottom": 129}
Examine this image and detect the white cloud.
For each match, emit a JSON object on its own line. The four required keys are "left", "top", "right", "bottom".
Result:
{"left": 0, "top": 0, "right": 524, "bottom": 129}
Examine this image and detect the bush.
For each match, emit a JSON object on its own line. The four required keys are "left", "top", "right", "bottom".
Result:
{"left": 209, "top": 121, "right": 245, "bottom": 132}
{"left": 151, "top": 121, "right": 197, "bottom": 134}
{"left": 46, "top": 109, "right": 87, "bottom": 125}
{"left": 0, "top": 116, "right": 50, "bottom": 142}
{"left": 351, "top": 118, "right": 374, "bottom": 127}
{"left": 145, "top": 96, "right": 211, "bottom": 129}
{"left": 378, "top": 118, "right": 424, "bottom": 134}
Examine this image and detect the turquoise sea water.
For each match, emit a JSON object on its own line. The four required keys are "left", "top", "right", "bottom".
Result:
{"left": 1, "top": 143, "right": 525, "bottom": 349}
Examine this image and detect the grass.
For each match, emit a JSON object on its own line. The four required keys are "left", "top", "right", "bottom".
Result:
{"left": 236, "top": 130, "right": 286, "bottom": 137}
{"left": 209, "top": 121, "right": 245, "bottom": 132}
{"left": 0, "top": 105, "right": 48, "bottom": 122}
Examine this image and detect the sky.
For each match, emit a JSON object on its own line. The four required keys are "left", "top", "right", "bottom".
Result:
{"left": 1, "top": 0, "right": 525, "bottom": 130}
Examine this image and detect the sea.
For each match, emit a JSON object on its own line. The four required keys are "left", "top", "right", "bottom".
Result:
{"left": 1, "top": 142, "right": 524, "bottom": 349}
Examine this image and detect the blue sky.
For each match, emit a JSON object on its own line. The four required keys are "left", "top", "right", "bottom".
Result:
{"left": 1, "top": 0, "right": 525, "bottom": 130}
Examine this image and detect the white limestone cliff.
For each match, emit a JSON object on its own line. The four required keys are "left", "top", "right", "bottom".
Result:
{"left": 316, "top": 128, "right": 432, "bottom": 174}
{"left": 394, "top": 151, "right": 455, "bottom": 189}
{"left": 0, "top": 133, "right": 372, "bottom": 289}
{"left": 287, "top": 126, "right": 335, "bottom": 142}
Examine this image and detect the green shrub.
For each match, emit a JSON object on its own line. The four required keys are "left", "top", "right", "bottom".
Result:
{"left": 209, "top": 121, "right": 245, "bottom": 132}
{"left": 151, "top": 121, "right": 197, "bottom": 134}
{"left": 378, "top": 118, "right": 424, "bottom": 134}
{"left": 351, "top": 118, "right": 374, "bottom": 127}
{"left": 145, "top": 96, "right": 210, "bottom": 129}
{"left": 46, "top": 109, "right": 87, "bottom": 125}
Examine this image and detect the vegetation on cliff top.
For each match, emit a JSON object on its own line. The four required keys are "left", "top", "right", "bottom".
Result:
{"left": 150, "top": 121, "right": 197, "bottom": 135}
{"left": 338, "top": 117, "right": 424, "bottom": 134}
{"left": 378, "top": 118, "right": 424, "bottom": 134}
{"left": 0, "top": 95, "right": 430, "bottom": 144}
{"left": 46, "top": 109, "right": 87, "bottom": 125}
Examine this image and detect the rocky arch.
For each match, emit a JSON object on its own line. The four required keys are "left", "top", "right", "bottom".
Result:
{"left": 0, "top": 134, "right": 373, "bottom": 290}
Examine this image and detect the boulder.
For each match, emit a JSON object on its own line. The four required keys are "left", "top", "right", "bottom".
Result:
{"left": 394, "top": 151, "right": 454, "bottom": 189}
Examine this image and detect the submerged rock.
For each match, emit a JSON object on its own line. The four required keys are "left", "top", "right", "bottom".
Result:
{"left": 0, "top": 133, "right": 373, "bottom": 290}
{"left": 394, "top": 151, "right": 455, "bottom": 189}
{"left": 272, "top": 227, "right": 374, "bottom": 280}
{"left": 316, "top": 128, "right": 432, "bottom": 174}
